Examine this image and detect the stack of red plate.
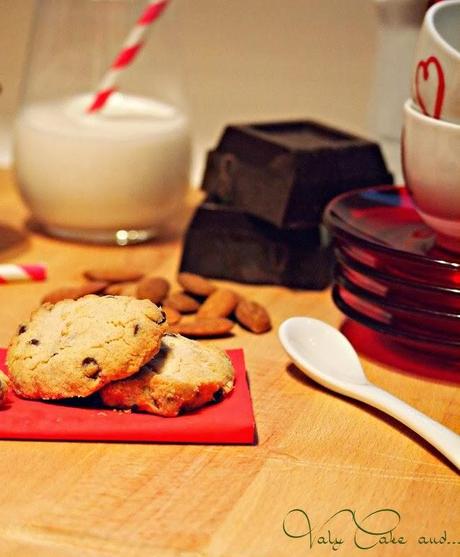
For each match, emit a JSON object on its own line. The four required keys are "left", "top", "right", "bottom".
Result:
{"left": 323, "top": 185, "right": 460, "bottom": 357}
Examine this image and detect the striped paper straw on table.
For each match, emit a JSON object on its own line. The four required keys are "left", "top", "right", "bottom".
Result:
{"left": 0, "top": 264, "right": 47, "bottom": 284}
{"left": 87, "top": 0, "right": 170, "bottom": 113}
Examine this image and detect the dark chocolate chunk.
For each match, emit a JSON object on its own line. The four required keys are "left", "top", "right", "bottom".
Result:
{"left": 179, "top": 202, "right": 334, "bottom": 289}
{"left": 18, "top": 325, "right": 27, "bottom": 335}
{"left": 29, "top": 338, "right": 40, "bottom": 346}
{"left": 202, "top": 121, "right": 393, "bottom": 228}
{"left": 133, "top": 324, "right": 140, "bottom": 335}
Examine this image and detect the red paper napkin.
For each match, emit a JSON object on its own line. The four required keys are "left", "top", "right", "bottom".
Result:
{"left": 0, "top": 348, "right": 256, "bottom": 444}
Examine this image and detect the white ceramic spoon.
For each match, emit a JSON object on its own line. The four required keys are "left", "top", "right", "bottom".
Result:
{"left": 279, "top": 317, "right": 460, "bottom": 470}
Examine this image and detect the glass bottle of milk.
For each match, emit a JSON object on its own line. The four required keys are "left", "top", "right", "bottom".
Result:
{"left": 14, "top": 0, "right": 191, "bottom": 244}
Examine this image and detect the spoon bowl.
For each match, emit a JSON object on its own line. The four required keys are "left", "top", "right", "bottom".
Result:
{"left": 279, "top": 317, "right": 460, "bottom": 470}
{"left": 279, "top": 317, "right": 369, "bottom": 388}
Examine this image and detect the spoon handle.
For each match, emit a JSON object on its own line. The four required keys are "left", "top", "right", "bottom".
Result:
{"left": 355, "top": 383, "right": 460, "bottom": 470}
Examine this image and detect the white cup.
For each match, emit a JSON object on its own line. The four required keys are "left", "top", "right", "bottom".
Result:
{"left": 411, "top": 0, "right": 460, "bottom": 123}
{"left": 402, "top": 99, "right": 460, "bottom": 252}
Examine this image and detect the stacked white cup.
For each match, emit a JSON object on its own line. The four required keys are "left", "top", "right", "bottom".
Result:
{"left": 402, "top": 0, "right": 460, "bottom": 253}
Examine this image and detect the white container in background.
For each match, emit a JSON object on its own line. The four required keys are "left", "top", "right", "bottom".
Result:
{"left": 368, "top": 0, "right": 426, "bottom": 181}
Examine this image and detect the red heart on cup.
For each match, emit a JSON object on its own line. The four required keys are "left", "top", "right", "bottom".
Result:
{"left": 415, "top": 56, "right": 445, "bottom": 119}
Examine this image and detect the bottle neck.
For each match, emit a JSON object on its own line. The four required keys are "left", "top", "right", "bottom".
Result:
{"left": 373, "top": 0, "right": 427, "bottom": 27}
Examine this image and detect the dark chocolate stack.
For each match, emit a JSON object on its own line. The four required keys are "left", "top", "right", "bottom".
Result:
{"left": 180, "top": 121, "right": 393, "bottom": 289}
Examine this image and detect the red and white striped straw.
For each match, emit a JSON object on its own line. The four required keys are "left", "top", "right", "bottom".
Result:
{"left": 87, "top": 0, "right": 170, "bottom": 113}
{"left": 0, "top": 264, "right": 47, "bottom": 284}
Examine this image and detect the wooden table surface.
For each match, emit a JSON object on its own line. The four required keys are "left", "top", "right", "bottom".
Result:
{"left": 0, "top": 169, "right": 458, "bottom": 557}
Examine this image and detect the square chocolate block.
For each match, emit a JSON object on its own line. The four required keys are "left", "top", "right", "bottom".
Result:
{"left": 179, "top": 202, "right": 334, "bottom": 289}
{"left": 201, "top": 121, "right": 393, "bottom": 228}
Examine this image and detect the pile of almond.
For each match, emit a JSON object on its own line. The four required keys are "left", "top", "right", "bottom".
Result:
{"left": 41, "top": 270, "right": 271, "bottom": 338}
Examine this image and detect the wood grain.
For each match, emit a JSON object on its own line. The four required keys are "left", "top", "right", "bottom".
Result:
{"left": 0, "top": 170, "right": 458, "bottom": 557}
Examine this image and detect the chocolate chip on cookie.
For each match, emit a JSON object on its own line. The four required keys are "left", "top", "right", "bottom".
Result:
{"left": 81, "top": 357, "right": 101, "bottom": 379}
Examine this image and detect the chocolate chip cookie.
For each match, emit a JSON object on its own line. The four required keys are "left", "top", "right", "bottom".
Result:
{"left": 100, "top": 334, "right": 235, "bottom": 417}
{"left": 7, "top": 295, "right": 167, "bottom": 400}
{"left": 0, "top": 370, "right": 9, "bottom": 406}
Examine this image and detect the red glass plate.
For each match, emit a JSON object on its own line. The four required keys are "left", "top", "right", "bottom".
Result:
{"left": 324, "top": 185, "right": 460, "bottom": 288}
{"left": 334, "top": 274, "right": 460, "bottom": 339}
{"left": 332, "top": 285, "right": 460, "bottom": 359}
{"left": 335, "top": 248, "right": 460, "bottom": 312}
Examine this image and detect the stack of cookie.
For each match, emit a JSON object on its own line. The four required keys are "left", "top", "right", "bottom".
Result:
{"left": 6, "top": 295, "right": 234, "bottom": 417}
{"left": 180, "top": 121, "right": 392, "bottom": 289}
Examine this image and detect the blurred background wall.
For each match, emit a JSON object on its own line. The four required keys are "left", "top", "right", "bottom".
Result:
{"left": 0, "top": 0, "right": 381, "bottom": 182}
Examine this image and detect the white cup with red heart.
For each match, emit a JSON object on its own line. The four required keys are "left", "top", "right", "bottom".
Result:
{"left": 411, "top": 0, "right": 460, "bottom": 124}
{"left": 402, "top": 99, "right": 460, "bottom": 253}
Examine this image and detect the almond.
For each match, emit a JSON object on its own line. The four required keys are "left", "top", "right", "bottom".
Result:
{"left": 136, "top": 276, "right": 170, "bottom": 304}
{"left": 169, "top": 317, "right": 234, "bottom": 338}
{"left": 235, "top": 299, "right": 271, "bottom": 334}
{"left": 177, "top": 272, "right": 216, "bottom": 297}
{"left": 163, "top": 306, "right": 181, "bottom": 325}
{"left": 42, "top": 281, "right": 108, "bottom": 304}
{"left": 163, "top": 292, "right": 200, "bottom": 314}
{"left": 104, "top": 281, "right": 138, "bottom": 296}
{"left": 197, "top": 289, "right": 239, "bottom": 318}
{"left": 83, "top": 267, "right": 144, "bottom": 283}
